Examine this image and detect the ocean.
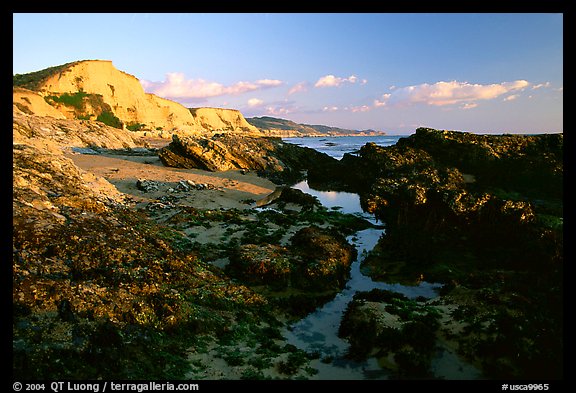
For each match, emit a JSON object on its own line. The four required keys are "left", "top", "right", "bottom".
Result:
{"left": 282, "top": 135, "right": 406, "bottom": 160}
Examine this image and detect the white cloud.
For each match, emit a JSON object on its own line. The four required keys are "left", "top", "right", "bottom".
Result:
{"left": 461, "top": 103, "right": 478, "bottom": 110}
{"left": 322, "top": 106, "right": 339, "bottom": 112}
{"left": 374, "top": 94, "right": 391, "bottom": 107}
{"left": 351, "top": 105, "right": 371, "bottom": 113}
{"left": 531, "top": 82, "right": 551, "bottom": 90}
{"left": 248, "top": 98, "right": 264, "bottom": 107}
{"left": 288, "top": 82, "right": 308, "bottom": 95}
{"left": 314, "top": 74, "right": 364, "bottom": 88}
{"left": 265, "top": 106, "right": 292, "bottom": 116}
{"left": 503, "top": 94, "right": 519, "bottom": 102}
{"left": 256, "top": 79, "right": 283, "bottom": 87}
{"left": 142, "top": 73, "right": 283, "bottom": 100}
{"left": 376, "top": 80, "right": 530, "bottom": 107}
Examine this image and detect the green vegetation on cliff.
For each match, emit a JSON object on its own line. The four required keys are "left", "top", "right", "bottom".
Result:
{"left": 13, "top": 61, "right": 81, "bottom": 91}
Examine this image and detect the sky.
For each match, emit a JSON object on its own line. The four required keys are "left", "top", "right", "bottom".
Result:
{"left": 13, "top": 13, "right": 563, "bottom": 134}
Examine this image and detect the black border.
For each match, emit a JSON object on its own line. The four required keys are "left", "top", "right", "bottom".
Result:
{"left": 9, "top": 1, "right": 568, "bottom": 388}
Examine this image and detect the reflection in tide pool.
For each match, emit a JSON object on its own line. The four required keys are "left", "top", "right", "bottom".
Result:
{"left": 292, "top": 180, "right": 371, "bottom": 219}
{"left": 284, "top": 180, "right": 443, "bottom": 379}
{"left": 284, "top": 180, "right": 481, "bottom": 380}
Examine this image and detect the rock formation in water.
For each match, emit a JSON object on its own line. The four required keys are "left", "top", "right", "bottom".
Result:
{"left": 308, "top": 127, "right": 563, "bottom": 379}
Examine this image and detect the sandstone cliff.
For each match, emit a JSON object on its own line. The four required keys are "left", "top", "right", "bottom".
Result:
{"left": 13, "top": 60, "right": 260, "bottom": 136}
{"left": 13, "top": 87, "right": 67, "bottom": 120}
{"left": 190, "top": 107, "right": 260, "bottom": 134}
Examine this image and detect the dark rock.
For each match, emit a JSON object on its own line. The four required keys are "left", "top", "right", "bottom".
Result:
{"left": 136, "top": 178, "right": 159, "bottom": 192}
{"left": 255, "top": 186, "right": 321, "bottom": 210}
{"left": 398, "top": 128, "right": 563, "bottom": 199}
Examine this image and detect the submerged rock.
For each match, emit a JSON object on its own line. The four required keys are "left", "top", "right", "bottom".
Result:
{"left": 338, "top": 289, "right": 441, "bottom": 378}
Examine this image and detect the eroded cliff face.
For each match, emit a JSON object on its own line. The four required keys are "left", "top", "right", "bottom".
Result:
{"left": 190, "top": 107, "right": 260, "bottom": 134}
{"left": 13, "top": 60, "right": 261, "bottom": 136}
{"left": 24, "top": 60, "right": 200, "bottom": 133}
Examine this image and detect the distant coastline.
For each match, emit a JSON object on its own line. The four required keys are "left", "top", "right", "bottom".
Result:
{"left": 246, "top": 116, "right": 387, "bottom": 138}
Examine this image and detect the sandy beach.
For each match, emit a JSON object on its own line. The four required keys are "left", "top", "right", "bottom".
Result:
{"left": 65, "top": 147, "right": 277, "bottom": 212}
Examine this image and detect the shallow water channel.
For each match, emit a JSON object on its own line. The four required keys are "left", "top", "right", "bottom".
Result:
{"left": 282, "top": 181, "right": 480, "bottom": 380}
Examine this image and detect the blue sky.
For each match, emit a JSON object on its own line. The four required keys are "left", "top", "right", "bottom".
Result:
{"left": 13, "top": 13, "right": 563, "bottom": 134}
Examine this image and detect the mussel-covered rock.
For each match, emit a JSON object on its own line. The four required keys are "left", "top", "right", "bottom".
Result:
{"left": 227, "top": 226, "right": 355, "bottom": 291}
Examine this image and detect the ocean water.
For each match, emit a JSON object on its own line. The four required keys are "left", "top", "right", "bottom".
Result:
{"left": 282, "top": 135, "right": 406, "bottom": 160}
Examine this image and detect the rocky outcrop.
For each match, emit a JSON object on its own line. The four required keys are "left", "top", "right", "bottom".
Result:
{"left": 158, "top": 134, "right": 277, "bottom": 172}
{"left": 310, "top": 127, "right": 563, "bottom": 198}
{"left": 396, "top": 128, "right": 563, "bottom": 198}
{"left": 158, "top": 133, "right": 338, "bottom": 184}
{"left": 13, "top": 110, "right": 145, "bottom": 153}
{"left": 347, "top": 129, "right": 563, "bottom": 276}
{"left": 307, "top": 128, "right": 563, "bottom": 276}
